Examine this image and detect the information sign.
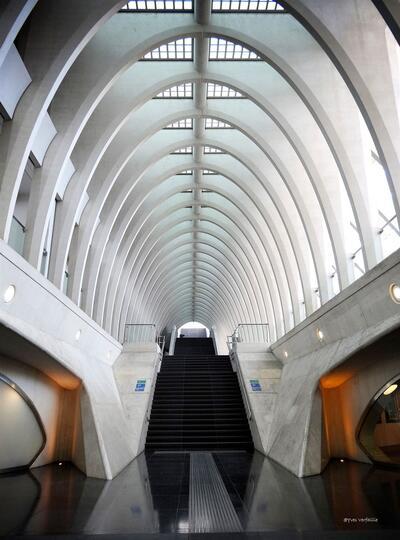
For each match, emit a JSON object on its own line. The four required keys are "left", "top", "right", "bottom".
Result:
{"left": 250, "top": 379, "right": 262, "bottom": 392}
{"left": 135, "top": 379, "right": 146, "bottom": 392}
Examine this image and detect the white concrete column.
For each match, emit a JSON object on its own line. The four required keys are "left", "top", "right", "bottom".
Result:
{"left": 169, "top": 325, "right": 177, "bottom": 355}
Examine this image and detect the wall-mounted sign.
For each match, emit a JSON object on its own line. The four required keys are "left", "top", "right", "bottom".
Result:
{"left": 135, "top": 379, "right": 146, "bottom": 392}
{"left": 250, "top": 379, "right": 262, "bottom": 392}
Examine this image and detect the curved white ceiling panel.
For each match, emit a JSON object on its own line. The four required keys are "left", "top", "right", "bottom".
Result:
{"left": 0, "top": 0, "right": 399, "bottom": 342}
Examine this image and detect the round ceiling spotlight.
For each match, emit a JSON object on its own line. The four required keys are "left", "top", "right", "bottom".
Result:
{"left": 316, "top": 328, "right": 324, "bottom": 342}
{"left": 388, "top": 282, "right": 400, "bottom": 304}
{"left": 383, "top": 383, "right": 398, "bottom": 396}
{"left": 3, "top": 284, "right": 16, "bottom": 303}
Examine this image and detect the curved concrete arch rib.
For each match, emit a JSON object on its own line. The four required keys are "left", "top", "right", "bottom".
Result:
{"left": 95, "top": 177, "right": 285, "bottom": 323}
{"left": 116, "top": 243, "right": 255, "bottom": 331}
{"left": 1, "top": 0, "right": 399, "bottom": 348}
{"left": 15, "top": 10, "right": 368, "bottom": 286}
{"left": 92, "top": 184, "right": 281, "bottom": 335}
{"left": 122, "top": 230, "right": 269, "bottom": 334}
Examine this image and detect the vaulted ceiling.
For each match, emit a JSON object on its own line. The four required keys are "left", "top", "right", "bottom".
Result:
{"left": 0, "top": 0, "right": 399, "bottom": 343}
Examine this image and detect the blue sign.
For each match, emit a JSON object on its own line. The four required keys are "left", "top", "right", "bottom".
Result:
{"left": 135, "top": 379, "right": 146, "bottom": 392}
{"left": 250, "top": 379, "right": 262, "bottom": 392}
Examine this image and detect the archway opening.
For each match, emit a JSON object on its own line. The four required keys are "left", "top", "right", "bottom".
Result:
{"left": 178, "top": 321, "right": 210, "bottom": 338}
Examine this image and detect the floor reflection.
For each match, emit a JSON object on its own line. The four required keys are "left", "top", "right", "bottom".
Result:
{"left": 0, "top": 451, "right": 399, "bottom": 535}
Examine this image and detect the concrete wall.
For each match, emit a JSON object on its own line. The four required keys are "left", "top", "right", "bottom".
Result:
{"left": 321, "top": 329, "right": 400, "bottom": 464}
{"left": 231, "top": 342, "right": 282, "bottom": 455}
{"left": 0, "top": 43, "right": 31, "bottom": 119}
{"left": 0, "top": 355, "right": 84, "bottom": 470}
{"left": 0, "top": 239, "right": 136, "bottom": 479}
{"left": 267, "top": 248, "right": 400, "bottom": 477}
{"left": 113, "top": 342, "right": 161, "bottom": 458}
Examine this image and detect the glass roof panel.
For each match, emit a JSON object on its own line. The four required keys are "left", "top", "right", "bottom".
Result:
{"left": 165, "top": 118, "right": 193, "bottom": 128}
{"left": 212, "top": 1, "right": 285, "bottom": 12}
{"left": 205, "top": 118, "right": 233, "bottom": 128}
{"left": 209, "top": 37, "right": 261, "bottom": 60}
{"left": 155, "top": 83, "right": 193, "bottom": 98}
{"left": 207, "top": 83, "right": 244, "bottom": 98}
{"left": 204, "top": 146, "right": 226, "bottom": 153}
{"left": 121, "top": 1, "right": 193, "bottom": 11}
{"left": 143, "top": 38, "right": 193, "bottom": 60}
{"left": 171, "top": 146, "right": 193, "bottom": 154}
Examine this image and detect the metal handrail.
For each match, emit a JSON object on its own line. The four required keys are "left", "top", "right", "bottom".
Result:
{"left": 146, "top": 347, "right": 163, "bottom": 422}
{"left": 157, "top": 335, "right": 165, "bottom": 356}
{"left": 230, "top": 323, "right": 270, "bottom": 344}
{"left": 228, "top": 347, "right": 252, "bottom": 422}
{"left": 124, "top": 323, "right": 157, "bottom": 343}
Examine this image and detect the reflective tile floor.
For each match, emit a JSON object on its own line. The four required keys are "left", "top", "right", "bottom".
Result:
{"left": 1, "top": 451, "right": 400, "bottom": 539}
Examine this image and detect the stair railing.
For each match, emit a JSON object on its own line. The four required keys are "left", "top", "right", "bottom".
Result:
{"left": 124, "top": 323, "right": 157, "bottom": 343}
{"left": 157, "top": 335, "right": 165, "bottom": 358}
{"left": 123, "top": 324, "right": 165, "bottom": 423}
{"left": 227, "top": 337, "right": 252, "bottom": 422}
{"left": 146, "top": 348, "right": 163, "bottom": 422}
{"left": 231, "top": 323, "right": 270, "bottom": 344}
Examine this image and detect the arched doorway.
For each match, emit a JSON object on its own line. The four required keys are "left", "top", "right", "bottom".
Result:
{"left": 177, "top": 321, "right": 210, "bottom": 338}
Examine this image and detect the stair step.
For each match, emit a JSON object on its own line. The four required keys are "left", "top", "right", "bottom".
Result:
{"left": 146, "top": 343, "right": 253, "bottom": 451}
{"left": 145, "top": 442, "right": 253, "bottom": 449}
{"left": 148, "top": 420, "right": 249, "bottom": 426}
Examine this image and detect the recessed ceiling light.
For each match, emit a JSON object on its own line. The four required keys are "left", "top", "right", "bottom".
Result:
{"left": 383, "top": 383, "right": 398, "bottom": 396}
{"left": 389, "top": 282, "right": 400, "bottom": 304}
{"left": 3, "top": 284, "right": 15, "bottom": 303}
{"left": 317, "top": 328, "right": 324, "bottom": 341}
{"left": 284, "top": 351, "right": 288, "bottom": 359}
{"left": 75, "top": 329, "right": 81, "bottom": 341}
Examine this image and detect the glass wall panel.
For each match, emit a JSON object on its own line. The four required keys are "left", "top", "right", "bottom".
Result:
{"left": 358, "top": 377, "right": 400, "bottom": 466}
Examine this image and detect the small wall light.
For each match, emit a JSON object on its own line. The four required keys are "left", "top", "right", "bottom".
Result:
{"left": 383, "top": 383, "right": 398, "bottom": 396}
{"left": 316, "top": 328, "right": 324, "bottom": 342}
{"left": 75, "top": 329, "right": 81, "bottom": 341}
{"left": 58, "top": 462, "right": 63, "bottom": 466}
{"left": 340, "top": 459, "right": 344, "bottom": 463}
{"left": 283, "top": 351, "right": 288, "bottom": 359}
{"left": 3, "top": 284, "right": 15, "bottom": 303}
{"left": 389, "top": 282, "right": 400, "bottom": 304}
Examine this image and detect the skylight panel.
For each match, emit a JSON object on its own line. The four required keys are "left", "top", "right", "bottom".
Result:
{"left": 121, "top": 1, "right": 193, "bottom": 11}
{"left": 207, "top": 83, "right": 244, "bottom": 98}
{"left": 165, "top": 118, "right": 193, "bottom": 129}
{"left": 212, "top": 1, "right": 285, "bottom": 12}
{"left": 209, "top": 38, "right": 261, "bottom": 60}
{"left": 155, "top": 83, "right": 193, "bottom": 98}
{"left": 142, "top": 38, "right": 193, "bottom": 60}
{"left": 177, "top": 170, "right": 193, "bottom": 175}
{"left": 171, "top": 146, "right": 193, "bottom": 154}
{"left": 202, "top": 169, "right": 218, "bottom": 175}
{"left": 204, "top": 146, "right": 226, "bottom": 154}
{"left": 205, "top": 118, "right": 233, "bottom": 129}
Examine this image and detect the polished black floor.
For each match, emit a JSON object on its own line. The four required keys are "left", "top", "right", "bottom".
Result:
{"left": 1, "top": 451, "right": 400, "bottom": 539}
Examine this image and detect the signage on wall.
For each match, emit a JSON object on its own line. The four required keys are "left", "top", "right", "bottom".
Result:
{"left": 135, "top": 379, "right": 146, "bottom": 392}
{"left": 250, "top": 379, "right": 262, "bottom": 392}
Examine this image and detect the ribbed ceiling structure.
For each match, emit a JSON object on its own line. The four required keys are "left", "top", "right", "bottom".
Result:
{"left": 0, "top": 0, "right": 399, "bottom": 343}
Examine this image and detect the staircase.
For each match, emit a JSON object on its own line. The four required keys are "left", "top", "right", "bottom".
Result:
{"left": 146, "top": 337, "right": 253, "bottom": 451}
